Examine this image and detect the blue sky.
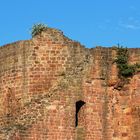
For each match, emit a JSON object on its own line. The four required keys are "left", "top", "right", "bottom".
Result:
{"left": 0, "top": 0, "right": 140, "bottom": 48}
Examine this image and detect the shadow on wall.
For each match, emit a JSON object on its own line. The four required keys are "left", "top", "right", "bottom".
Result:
{"left": 75, "top": 100, "right": 86, "bottom": 127}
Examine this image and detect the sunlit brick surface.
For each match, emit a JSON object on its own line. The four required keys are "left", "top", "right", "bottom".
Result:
{"left": 0, "top": 28, "right": 140, "bottom": 140}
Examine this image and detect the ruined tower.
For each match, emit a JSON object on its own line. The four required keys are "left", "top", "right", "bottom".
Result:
{"left": 0, "top": 27, "right": 140, "bottom": 140}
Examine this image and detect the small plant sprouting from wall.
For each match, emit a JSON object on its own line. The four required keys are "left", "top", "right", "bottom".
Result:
{"left": 31, "top": 23, "right": 48, "bottom": 37}
{"left": 115, "top": 45, "right": 135, "bottom": 78}
{"left": 114, "top": 45, "right": 140, "bottom": 90}
{"left": 114, "top": 45, "right": 140, "bottom": 89}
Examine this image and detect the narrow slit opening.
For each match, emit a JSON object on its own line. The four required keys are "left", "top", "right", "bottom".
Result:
{"left": 75, "top": 100, "right": 85, "bottom": 127}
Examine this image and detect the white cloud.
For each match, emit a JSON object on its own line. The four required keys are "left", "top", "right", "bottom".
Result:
{"left": 119, "top": 18, "right": 140, "bottom": 30}
{"left": 120, "top": 23, "right": 140, "bottom": 29}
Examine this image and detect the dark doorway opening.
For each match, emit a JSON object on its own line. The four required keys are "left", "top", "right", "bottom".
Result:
{"left": 75, "top": 100, "right": 85, "bottom": 127}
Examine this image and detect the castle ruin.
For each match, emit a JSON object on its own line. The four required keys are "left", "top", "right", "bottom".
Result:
{"left": 0, "top": 27, "right": 140, "bottom": 140}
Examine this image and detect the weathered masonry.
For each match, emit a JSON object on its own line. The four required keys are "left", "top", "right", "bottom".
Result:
{"left": 0, "top": 27, "right": 140, "bottom": 140}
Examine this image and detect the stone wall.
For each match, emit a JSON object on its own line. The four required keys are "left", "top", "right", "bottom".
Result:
{"left": 0, "top": 27, "right": 140, "bottom": 140}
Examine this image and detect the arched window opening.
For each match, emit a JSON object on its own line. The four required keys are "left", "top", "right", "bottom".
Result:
{"left": 75, "top": 100, "right": 85, "bottom": 127}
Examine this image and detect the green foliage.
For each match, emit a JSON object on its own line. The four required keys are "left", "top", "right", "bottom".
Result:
{"left": 119, "top": 64, "right": 135, "bottom": 77}
{"left": 31, "top": 23, "right": 48, "bottom": 37}
{"left": 115, "top": 45, "right": 137, "bottom": 78}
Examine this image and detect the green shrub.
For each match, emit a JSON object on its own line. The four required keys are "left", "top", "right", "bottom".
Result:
{"left": 119, "top": 64, "right": 135, "bottom": 77}
{"left": 31, "top": 23, "right": 48, "bottom": 37}
{"left": 115, "top": 45, "right": 136, "bottom": 78}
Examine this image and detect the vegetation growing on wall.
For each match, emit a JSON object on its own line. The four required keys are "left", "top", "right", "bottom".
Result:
{"left": 31, "top": 23, "right": 48, "bottom": 37}
{"left": 114, "top": 45, "right": 140, "bottom": 89}
{"left": 115, "top": 45, "right": 140, "bottom": 90}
